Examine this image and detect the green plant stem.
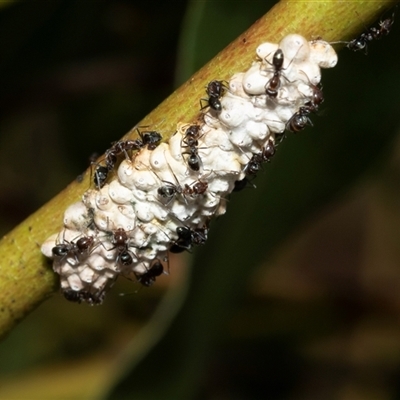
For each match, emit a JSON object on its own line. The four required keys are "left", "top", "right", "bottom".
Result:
{"left": 0, "top": 0, "right": 396, "bottom": 338}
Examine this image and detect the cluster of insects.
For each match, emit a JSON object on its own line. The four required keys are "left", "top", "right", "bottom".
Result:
{"left": 43, "top": 15, "right": 397, "bottom": 304}
{"left": 45, "top": 7, "right": 398, "bottom": 304}
{"left": 51, "top": 225, "right": 168, "bottom": 303}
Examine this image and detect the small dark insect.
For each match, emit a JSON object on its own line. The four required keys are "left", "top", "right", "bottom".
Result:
{"left": 180, "top": 124, "right": 204, "bottom": 172}
{"left": 169, "top": 225, "right": 208, "bottom": 253}
{"left": 186, "top": 181, "right": 208, "bottom": 197}
{"left": 110, "top": 228, "right": 138, "bottom": 267}
{"left": 286, "top": 107, "right": 313, "bottom": 133}
{"left": 158, "top": 179, "right": 208, "bottom": 203}
{"left": 136, "top": 128, "right": 163, "bottom": 150}
{"left": 52, "top": 233, "right": 95, "bottom": 261}
{"left": 183, "top": 147, "right": 201, "bottom": 171}
{"left": 63, "top": 289, "right": 105, "bottom": 305}
{"left": 111, "top": 228, "right": 129, "bottom": 249}
{"left": 63, "top": 289, "right": 83, "bottom": 303}
{"left": 200, "top": 80, "right": 228, "bottom": 112}
{"left": 110, "top": 140, "right": 142, "bottom": 159}
{"left": 182, "top": 124, "right": 202, "bottom": 148}
{"left": 52, "top": 243, "right": 72, "bottom": 259}
{"left": 92, "top": 141, "right": 140, "bottom": 189}
{"left": 242, "top": 140, "right": 275, "bottom": 177}
{"left": 309, "top": 83, "right": 324, "bottom": 111}
{"left": 93, "top": 165, "right": 109, "bottom": 189}
{"left": 93, "top": 129, "right": 162, "bottom": 189}
{"left": 261, "top": 139, "right": 276, "bottom": 162}
{"left": 264, "top": 49, "right": 286, "bottom": 98}
{"left": 156, "top": 157, "right": 207, "bottom": 204}
{"left": 169, "top": 226, "right": 193, "bottom": 253}
{"left": 263, "top": 46, "right": 298, "bottom": 99}
{"left": 119, "top": 250, "right": 134, "bottom": 266}
{"left": 347, "top": 8, "right": 396, "bottom": 54}
{"left": 76, "top": 236, "right": 95, "bottom": 253}
{"left": 158, "top": 184, "right": 177, "bottom": 200}
{"left": 136, "top": 260, "right": 164, "bottom": 287}
{"left": 244, "top": 154, "right": 263, "bottom": 176}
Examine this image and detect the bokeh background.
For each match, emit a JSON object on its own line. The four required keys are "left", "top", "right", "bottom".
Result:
{"left": 1, "top": 1, "right": 400, "bottom": 399}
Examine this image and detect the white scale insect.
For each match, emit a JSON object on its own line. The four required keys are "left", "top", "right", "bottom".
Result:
{"left": 41, "top": 34, "right": 338, "bottom": 304}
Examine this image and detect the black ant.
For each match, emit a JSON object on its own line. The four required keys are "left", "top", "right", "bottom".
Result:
{"left": 304, "top": 85, "right": 324, "bottom": 114}
{"left": 200, "top": 80, "right": 228, "bottom": 112}
{"left": 157, "top": 184, "right": 177, "bottom": 202}
{"left": 93, "top": 165, "right": 109, "bottom": 189}
{"left": 63, "top": 289, "right": 84, "bottom": 303}
{"left": 135, "top": 260, "right": 164, "bottom": 287}
{"left": 264, "top": 49, "right": 286, "bottom": 98}
{"left": 93, "top": 139, "right": 142, "bottom": 188}
{"left": 347, "top": 8, "right": 396, "bottom": 54}
{"left": 262, "top": 140, "right": 276, "bottom": 161}
{"left": 169, "top": 225, "right": 208, "bottom": 253}
{"left": 63, "top": 289, "right": 106, "bottom": 305}
{"left": 158, "top": 180, "right": 208, "bottom": 203}
{"left": 182, "top": 124, "right": 202, "bottom": 148}
{"left": 243, "top": 139, "right": 276, "bottom": 176}
{"left": 52, "top": 241, "right": 74, "bottom": 259}
{"left": 76, "top": 236, "right": 96, "bottom": 258}
{"left": 263, "top": 47, "right": 299, "bottom": 99}
{"left": 157, "top": 177, "right": 184, "bottom": 204}
{"left": 180, "top": 124, "right": 204, "bottom": 172}
{"left": 154, "top": 156, "right": 207, "bottom": 204}
{"left": 286, "top": 107, "right": 313, "bottom": 133}
{"left": 244, "top": 154, "right": 263, "bottom": 176}
{"left": 187, "top": 150, "right": 201, "bottom": 171}
{"left": 136, "top": 127, "right": 163, "bottom": 151}
{"left": 186, "top": 180, "right": 208, "bottom": 197}
{"left": 109, "top": 228, "right": 139, "bottom": 267}
{"left": 181, "top": 146, "right": 201, "bottom": 172}
{"left": 93, "top": 130, "right": 162, "bottom": 189}
{"left": 52, "top": 232, "right": 95, "bottom": 262}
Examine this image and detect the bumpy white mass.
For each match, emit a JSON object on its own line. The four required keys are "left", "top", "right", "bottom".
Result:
{"left": 41, "top": 34, "right": 338, "bottom": 304}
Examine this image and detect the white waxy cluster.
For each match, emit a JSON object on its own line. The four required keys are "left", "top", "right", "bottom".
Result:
{"left": 41, "top": 34, "right": 338, "bottom": 305}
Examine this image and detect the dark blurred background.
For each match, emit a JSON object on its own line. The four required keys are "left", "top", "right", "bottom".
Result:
{"left": 0, "top": 0, "right": 188, "bottom": 233}
{"left": 1, "top": 1, "right": 400, "bottom": 399}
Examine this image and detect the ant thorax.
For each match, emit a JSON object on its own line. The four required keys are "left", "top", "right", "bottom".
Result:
{"left": 42, "top": 33, "right": 338, "bottom": 304}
